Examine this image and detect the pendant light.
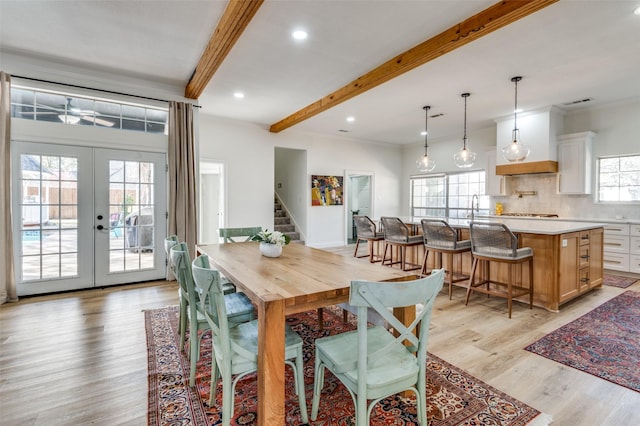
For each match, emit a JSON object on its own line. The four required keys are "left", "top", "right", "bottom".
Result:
{"left": 501, "top": 76, "right": 530, "bottom": 162}
{"left": 454, "top": 92, "right": 476, "bottom": 168}
{"left": 416, "top": 105, "right": 436, "bottom": 172}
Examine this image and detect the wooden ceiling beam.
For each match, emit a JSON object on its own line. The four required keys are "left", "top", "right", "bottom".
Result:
{"left": 270, "top": 0, "right": 559, "bottom": 133}
{"left": 185, "top": 0, "right": 264, "bottom": 100}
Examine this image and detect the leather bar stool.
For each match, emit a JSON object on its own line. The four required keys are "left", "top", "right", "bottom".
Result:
{"left": 420, "top": 219, "right": 471, "bottom": 299}
{"left": 465, "top": 221, "right": 534, "bottom": 318}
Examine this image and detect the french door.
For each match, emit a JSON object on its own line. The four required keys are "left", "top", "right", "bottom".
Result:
{"left": 12, "top": 142, "right": 167, "bottom": 296}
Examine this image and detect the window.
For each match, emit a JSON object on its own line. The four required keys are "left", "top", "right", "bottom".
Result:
{"left": 410, "top": 175, "right": 446, "bottom": 217}
{"left": 10, "top": 87, "right": 168, "bottom": 135}
{"left": 410, "top": 171, "right": 489, "bottom": 218}
{"left": 598, "top": 154, "right": 640, "bottom": 202}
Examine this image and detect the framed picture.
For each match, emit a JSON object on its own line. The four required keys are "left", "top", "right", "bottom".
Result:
{"left": 311, "top": 175, "right": 343, "bottom": 206}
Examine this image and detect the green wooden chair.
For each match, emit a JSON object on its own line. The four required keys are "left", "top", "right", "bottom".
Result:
{"left": 164, "top": 235, "right": 187, "bottom": 351}
{"left": 311, "top": 269, "right": 444, "bottom": 425}
{"left": 219, "top": 226, "right": 262, "bottom": 243}
{"left": 191, "top": 254, "right": 309, "bottom": 425}
{"left": 165, "top": 236, "right": 238, "bottom": 353}
{"left": 170, "top": 244, "right": 255, "bottom": 387}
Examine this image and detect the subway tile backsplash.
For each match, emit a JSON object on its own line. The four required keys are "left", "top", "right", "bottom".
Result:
{"left": 490, "top": 174, "right": 639, "bottom": 221}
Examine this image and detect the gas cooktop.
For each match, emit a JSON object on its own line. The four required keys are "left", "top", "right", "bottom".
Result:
{"left": 500, "top": 213, "right": 559, "bottom": 218}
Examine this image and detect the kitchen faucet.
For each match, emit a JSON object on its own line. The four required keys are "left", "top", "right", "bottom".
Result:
{"left": 471, "top": 194, "right": 479, "bottom": 221}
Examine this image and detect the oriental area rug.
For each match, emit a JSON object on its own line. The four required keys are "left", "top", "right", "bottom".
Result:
{"left": 602, "top": 274, "right": 638, "bottom": 289}
{"left": 147, "top": 306, "right": 551, "bottom": 426}
{"left": 525, "top": 290, "right": 640, "bottom": 393}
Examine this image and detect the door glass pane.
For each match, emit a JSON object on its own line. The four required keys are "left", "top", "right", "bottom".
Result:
{"left": 19, "top": 154, "right": 79, "bottom": 281}
{"left": 109, "top": 160, "right": 155, "bottom": 273}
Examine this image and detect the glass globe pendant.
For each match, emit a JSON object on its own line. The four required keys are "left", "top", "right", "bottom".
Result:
{"left": 454, "top": 93, "right": 476, "bottom": 168}
{"left": 502, "top": 76, "right": 530, "bottom": 162}
{"left": 416, "top": 105, "right": 436, "bottom": 172}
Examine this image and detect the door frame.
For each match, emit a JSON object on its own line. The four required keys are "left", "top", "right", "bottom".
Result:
{"left": 344, "top": 170, "right": 375, "bottom": 245}
{"left": 198, "top": 158, "right": 227, "bottom": 244}
{"left": 11, "top": 141, "right": 167, "bottom": 296}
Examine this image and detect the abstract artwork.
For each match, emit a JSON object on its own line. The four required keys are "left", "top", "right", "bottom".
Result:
{"left": 311, "top": 175, "right": 343, "bottom": 206}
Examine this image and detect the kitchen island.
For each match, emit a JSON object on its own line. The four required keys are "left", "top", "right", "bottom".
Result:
{"left": 409, "top": 216, "right": 605, "bottom": 312}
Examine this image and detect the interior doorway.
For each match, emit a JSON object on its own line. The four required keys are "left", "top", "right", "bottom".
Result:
{"left": 198, "top": 160, "right": 225, "bottom": 244}
{"left": 345, "top": 171, "right": 374, "bottom": 244}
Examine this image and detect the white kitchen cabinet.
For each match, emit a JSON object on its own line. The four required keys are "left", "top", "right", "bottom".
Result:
{"left": 630, "top": 225, "right": 640, "bottom": 273}
{"left": 485, "top": 151, "right": 511, "bottom": 196}
{"left": 603, "top": 223, "right": 631, "bottom": 272}
{"left": 557, "top": 131, "right": 595, "bottom": 195}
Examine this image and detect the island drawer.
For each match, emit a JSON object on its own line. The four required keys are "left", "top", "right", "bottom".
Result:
{"left": 631, "top": 224, "right": 640, "bottom": 237}
{"left": 630, "top": 255, "right": 640, "bottom": 274}
{"left": 579, "top": 245, "right": 590, "bottom": 268}
{"left": 579, "top": 231, "right": 590, "bottom": 245}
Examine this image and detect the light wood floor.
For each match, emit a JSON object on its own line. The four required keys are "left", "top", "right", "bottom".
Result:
{"left": 1, "top": 245, "right": 639, "bottom": 426}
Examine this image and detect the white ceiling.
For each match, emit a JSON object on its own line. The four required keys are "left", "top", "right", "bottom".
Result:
{"left": 2, "top": 0, "right": 639, "bottom": 145}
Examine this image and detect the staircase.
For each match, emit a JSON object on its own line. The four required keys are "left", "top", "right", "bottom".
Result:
{"left": 274, "top": 197, "right": 301, "bottom": 242}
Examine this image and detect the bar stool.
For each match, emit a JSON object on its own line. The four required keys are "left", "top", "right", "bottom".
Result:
{"left": 465, "top": 221, "right": 534, "bottom": 318}
{"left": 353, "top": 215, "right": 385, "bottom": 262}
{"left": 420, "top": 219, "right": 471, "bottom": 299}
{"left": 380, "top": 216, "right": 423, "bottom": 271}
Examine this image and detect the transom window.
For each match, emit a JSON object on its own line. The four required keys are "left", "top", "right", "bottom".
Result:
{"left": 10, "top": 87, "right": 168, "bottom": 134}
{"left": 410, "top": 171, "right": 489, "bottom": 218}
{"left": 598, "top": 154, "right": 640, "bottom": 202}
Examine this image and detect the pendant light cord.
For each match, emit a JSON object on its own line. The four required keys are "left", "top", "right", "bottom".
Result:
{"left": 461, "top": 93, "right": 470, "bottom": 149}
{"left": 512, "top": 76, "right": 522, "bottom": 132}
{"left": 423, "top": 105, "right": 430, "bottom": 155}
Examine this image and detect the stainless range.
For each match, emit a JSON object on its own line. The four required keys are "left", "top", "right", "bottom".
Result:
{"left": 500, "top": 213, "right": 559, "bottom": 218}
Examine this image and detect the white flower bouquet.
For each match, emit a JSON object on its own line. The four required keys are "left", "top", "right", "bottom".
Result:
{"left": 250, "top": 229, "right": 291, "bottom": 247}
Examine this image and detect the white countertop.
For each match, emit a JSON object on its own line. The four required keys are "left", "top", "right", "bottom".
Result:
{"left": 403, "top": 216, "right": 607, "bottom": 235}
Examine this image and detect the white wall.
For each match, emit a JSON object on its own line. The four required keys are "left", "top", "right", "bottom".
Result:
{"left": 198, "top": 115, "right": 403, "bottom": 247}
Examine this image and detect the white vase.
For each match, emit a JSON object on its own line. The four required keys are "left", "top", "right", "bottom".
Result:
{"left": 259, "top": 242, "right": 282, "bottom": 258}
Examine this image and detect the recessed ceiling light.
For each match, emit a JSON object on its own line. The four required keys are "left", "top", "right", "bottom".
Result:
{"left": 634, "top": 6, "right": 640, "bottom": 15}
{"left": 420, "top": 131, "right": 427, "bottom": 136}
{"left": 233, "top": 92, "right": 245, "bottom": 99}
{"left": 292, "top": 30, "right": 308, "bottom": 40}
{"left": 346, "top": 116, "right": 355, "bottom": 122}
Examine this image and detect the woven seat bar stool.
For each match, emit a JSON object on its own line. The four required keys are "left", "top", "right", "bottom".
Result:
{"left": 465, "top": 221, "right": 534, "bottom": 318}
{"left": 420, "top": 219, "right": 471, "bottom": 299}
{"left": 353, "top": 215, "right": 385, "bottom": 263}
{"left": 380, "top": 216, "right": 423, "bottom": 271}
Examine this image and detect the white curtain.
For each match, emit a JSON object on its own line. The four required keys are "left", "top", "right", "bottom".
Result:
{"left": 0, "top": 71, "right": 17, "bottom": 304}
{"left": 167, "top": 101, "right": 198, "bottom": 257}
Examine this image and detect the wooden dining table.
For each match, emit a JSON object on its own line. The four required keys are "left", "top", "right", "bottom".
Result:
{"left": 196, "top": 241, "right": 414, "bottom": 425}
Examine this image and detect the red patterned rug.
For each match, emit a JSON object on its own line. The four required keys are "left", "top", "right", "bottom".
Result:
{"left": 147, "top": 306, "right": 551, "bottom": 426}
{"left": 603, "top": 274, "right": 638, "bottom": 289}
{"left": 525, "top": 290, "right": 640, "bottom": 393}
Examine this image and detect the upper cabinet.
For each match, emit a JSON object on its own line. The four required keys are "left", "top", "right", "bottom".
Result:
{"left": 557, "top": 131, "right": 595, "bottom": 195}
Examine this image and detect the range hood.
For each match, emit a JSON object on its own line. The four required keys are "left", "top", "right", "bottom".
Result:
{"left": 495, "top": 106, "right": 564, "bottom": 175}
